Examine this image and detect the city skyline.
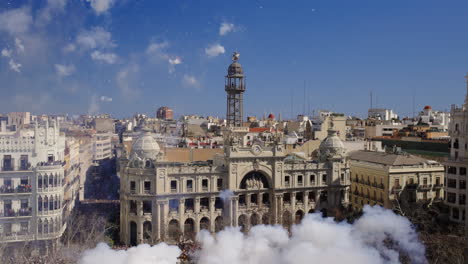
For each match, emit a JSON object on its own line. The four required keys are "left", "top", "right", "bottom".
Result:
{"left": 1, "top": 0, "right": 468, "bottom": 118}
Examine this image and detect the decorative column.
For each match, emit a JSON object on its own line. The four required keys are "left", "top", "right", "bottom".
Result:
{"left": 232, "top": 197, "right": 238, "bottom": 226}
{"left": 194, "top": 197, "right": 201, "bottom": 233}
{"left": 209, "top": 197, "right": 216, "bottom": 232}
{"left": 179, "top": 199, "right": 185, "bottom": 233}
{"left": 304, "top": 191, "right": 309, "bottom": 212}
{"left": 291, "top": 192, "right": 296, "bottom": 213}
{"left": 152, "top": 198, "right": 159, "bottom": 241}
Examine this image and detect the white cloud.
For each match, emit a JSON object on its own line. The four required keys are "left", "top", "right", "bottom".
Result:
{"left": 54, "top": 64, "right": 75, "bottom": 77}
{"left": 91, "top": 50, "right": 118, "bottom": 64}
{"left": 168, "top": 56, "right": 182, "bottom": 65}
{"left": 15, "top": 38, "right": 25, "bottom": 53}
{"left": 76, "top": 27, "right": 115, "bottom": 50}
{"left": 86, "top": 0, "right": 116, "bottom": 14}
{"left": 146, "top": 41, "right": 169, "bottom": 57}
{"left": 205, "top": 43, "right": 225, "bottom": 57}
{"left": 100, "top": 96, "right": 112, "bottom": 102}
{"left": 219, "top": 22, "right": 235, "bottom": 36}
{"left": 1, "top": 48, "right": 12, "bottom": 57}
{"left": 63, "top": 43, "right": 76, "bottom": 53}
{"left": 116, "top": 64, "right": 140, "bottom": 99}
{"left": 37, "top": 0, "right": 67, "bottom": 26}
{"left": 9, "top": 59, "right": 22, "bottom": 72}
{"left": 183, "top": 74, "right": 200, "bottom": 88}
{"left": 0, "top": 7, "right": 32, "bottom": 34}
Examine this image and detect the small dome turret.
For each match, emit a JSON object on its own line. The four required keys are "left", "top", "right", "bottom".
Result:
{"left": 131, "top": 131, "right": 160, "bottom": 160}
{"left": 319, "top": 129, "right": 346, "bottom": 160}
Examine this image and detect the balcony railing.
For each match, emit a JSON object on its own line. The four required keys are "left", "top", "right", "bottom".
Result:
{"left": 18, "top": 207, "right": 32, "bottom": 216}
{"left": 433, "top": 184, "right": 443, "bottom": 189}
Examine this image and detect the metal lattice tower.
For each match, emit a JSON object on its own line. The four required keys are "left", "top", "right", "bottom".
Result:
{"left": 225, "top": 52, "right": 245, "bottom": 127}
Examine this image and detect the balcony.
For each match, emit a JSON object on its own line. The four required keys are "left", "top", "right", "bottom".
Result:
{"left": 418, "top": 184, "right": 432, "bottom": 191}
{"left": 378, "top": 183, "right": 384, "bottom": 189}
{"left": 16, "top": 185, "right": 32, "bottom": 193}
{"left": 0, "top": 185, "right": 15, "bottom": 194}
{"left": 392, "top": 185, "right": 403, "bottom": 192}
{"left": 1, "top": 209, "right": 16, "bottom": 217}
{"left": 18, "top": 207, "right": 32, "bottom": 216}
{"left": 433, "top": 184, "right": 444, "bottom": 189}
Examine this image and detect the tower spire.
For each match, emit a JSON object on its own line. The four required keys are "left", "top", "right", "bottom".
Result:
{"left": 225, "top": 52, "right": 245, "bottom": 127}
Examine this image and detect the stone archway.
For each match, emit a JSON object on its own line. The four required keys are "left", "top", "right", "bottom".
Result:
{"left": 250, "top": 213, "right": 259, "bottom": 226}
{"left": 282, "top": 211, "right": 292, "bottom": 230}
{"left": 240, "top": 171, "right": 271, "bottom": 190}
{"left": 200, "top": 217, "right": 210, "bottom": 232}
{"left": 168, "top": 219, "right": 181, "bottom": 242}
{"left": 215, "top": 216, "right": 224, "bottom": 232}
{"left": 262, "top": 213, "right": 270, "bottom": 225}
{"left": 130, "top": 221, "right": 137, "bottom": 246}
{"left": 184, "top": 218, "right": 195, "bottom": 239}
{"left": 295, "top": 210, "right": 304, "bottom": 224}
{"left": 238, "top": 215, "right": 248, "bottom": 233}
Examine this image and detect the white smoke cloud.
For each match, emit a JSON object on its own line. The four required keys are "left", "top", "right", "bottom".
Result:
{"left": 86, "top": 0, "right": 116, "bottom": 15}
{"left": 9, "top": 59, "right": 22, "bottom": 72}
{"left": 219, "top": 189, "right": 234, "bottom": 202}
{"left": 168, "top": 56, "right": 181, "bottom": 65}
{"left": 205, "top": 43, "right": 225, "bottom": 57}
{"left": 78, "top": 206, "right": 426, "bottom": 264}
{"left": 79, "top": 242, "right": 181, "bottom": 264}
{"left": 1, "top": 48, "right": 12, "bottom": 57}
{"left": 15, "top": 38, "right": 25, "bottom": 53}
{"left": 91, "top": 50, "right": 118, "bottom": 64}
{"left": 219, "top": 22, "right": 235, "bottom": 36}
{"left": 195, "top": 205, "right": 426, "bottom": 264}
{"left": 116, "top": 64, "right": 140, "bottom": 99}
{"left": 76, "top": 27, "right": 116, "bottom": 50}
{"left": 55, "top": 64, "right": 75, "bottom": 77}
{"left": 63, "top": 43, "right": 76, "bottom": 53}
{"left": 88, "top": 95, "right": 100, "bottom": 114}
{"left": 37, "top": 0, "right": 67, "bottom": 26}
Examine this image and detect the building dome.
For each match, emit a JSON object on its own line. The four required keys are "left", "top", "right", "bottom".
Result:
{"left": 228, "top": 62, "right": 243, "bottom": 76}
{"left": 132, "top": 132, "right": 160, "bottom": 160}
{"left": 319, "top": 129, "right": 346, "bottom": 160}
{"left": 424, "top": 105, "right": 432, "bottom": 110}
{"left": 268, "top": 113, "right": 275, "bottom": 120}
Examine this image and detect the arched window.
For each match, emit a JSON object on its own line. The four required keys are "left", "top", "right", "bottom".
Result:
{"left": 454, "top": 139, "right": 459, "bottom": 149}
{"left": 38, "top": 196, "right": 43, "bottom": 211}
{"left": 44, "top": 196, "right": 49, "bottom": 211}
{"left": 38, "top": 175, "right": 43, "bottom": 189}
{"left": 49, "top": 196, "right": 54, "bottom": 210}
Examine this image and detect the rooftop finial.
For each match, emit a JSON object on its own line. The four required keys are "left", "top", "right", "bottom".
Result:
{"left": 232, "top": 51, "right": 240, "bottom": 62}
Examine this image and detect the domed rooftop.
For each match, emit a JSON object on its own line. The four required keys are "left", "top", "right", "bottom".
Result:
{"left": 268, "top": 113, "right": 275, "bottom": 119}
{"left": 424, "top": 105, "right": 432, "bottom": 110}
{"left": 132, "top": 131, "right": 160, "bottom": 160}
{"left": 319, "top": 129, "right": 346, "bottom": 160}
{"left": 228, "top": 61, "right": 243, "bottom": 76}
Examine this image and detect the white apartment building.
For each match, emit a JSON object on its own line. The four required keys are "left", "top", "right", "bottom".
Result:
{"left": 0, "top": 120, "right": 66, "bottom": 245}
{"left": 93, "top": 133, "right": 112, "bottom": 161}
{"left": 368, "top": 108, "right": 398, "bottom": 121}
{"left": 418, "top": 105, "right": 450, "bottom": 131}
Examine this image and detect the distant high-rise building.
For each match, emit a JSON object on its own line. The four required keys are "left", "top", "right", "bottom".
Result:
{"left": 444, "top": 75, "right": 468, "bottom": 234}
{"left": 225, "top": 52, "right": 245, "bottom": 127}
{"left": 156, "top": 106, "right": 174, "bottom": 120}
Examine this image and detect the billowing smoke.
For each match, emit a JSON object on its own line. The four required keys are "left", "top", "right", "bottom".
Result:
{"left": 219, "top": 189, "right": 234, "bottom": 202}
{"left": 79, "top": 206, "right": 426, "bottom": 264}
{"left": 79, "top": 242, "right": 180, "bottom": 264}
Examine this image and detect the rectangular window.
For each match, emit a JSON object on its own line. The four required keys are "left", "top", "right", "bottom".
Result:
{"left": 322, "top": 174, "right": 327, "bottom": 184}
{"left": 423, "top": 178, "right": 428, "bottom": 186}
{"left": 447, "top": 192, "right": 456, "bottom": 203}
{"left": 394, "top": 179, "right": 400, "bottom": 187}
{"left": 20, "top": 222, "right": 28, "bottom": 233}
{"left": 460, "top": 194, "right": 466, "bottom": 205}
{"left": 460, "top": 167, "right": 467, "bottom": 176}
{"left": 130, "top": 181, "right": 136, "bottom": 193}
{"left": 202, "top": 179, "right": 208, "bottom": 190}
{"left": 20, "top": 155, "right": 28, "bottom": 170}
{"left": 435, "top": 177, "right": 441, "bottom": 185}
{"left": 144, "top": 181, "right": 151, "bottom": 193}
{"left": 310, "top": 174, "right": 315, "bottom": 185}
{"left": 143, "top": 201, "right": 152, "bottom": 214}
{"left": 448, "top": 179, "right": 457, "bottom": 188}
{"left": 285, "top": 176, "right": 290, "bottom": 186}
{"left": 170, "top": 180, "right": 177, "bottom": 192}
{"left": 129, "top": 200, "right": 137, "bottom": 214}
{"left": 3, "top": 155, "right": 12, "bottom": 171}
{"left": 187, "top": 179, "right": 193, "bottom": 191}
{"left": 448, "top": 166, "right": 457, "bottom": 174}
{"left": 460, "top": 180, "right": 466, "bottom": 190}
{"left": 297, "top": 175, "right": 303, "bottom": 185}
{"left": 217, "top": 178, "right": 223, "bottom": 190}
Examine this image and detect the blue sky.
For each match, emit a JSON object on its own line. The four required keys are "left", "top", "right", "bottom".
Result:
{"left": 1, "top": 0, "right": 468, "bottom": 119}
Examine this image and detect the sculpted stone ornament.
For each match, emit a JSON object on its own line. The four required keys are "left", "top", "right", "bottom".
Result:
{"left": 251, "top": 144, "right": 262, "bottom": 156}
{"left": 246, "top": 176, "right": 263, "bottom": 190}
{"left": 253, "top": 158, "right": 260, "bottom": 171}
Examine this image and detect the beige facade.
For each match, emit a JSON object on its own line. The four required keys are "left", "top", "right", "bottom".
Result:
{"left": 349, "top": 150, "right": 444, "bottom": 210}
{"left": 119, "top": 127, "right": 350, "bottom": 245}
{"left": 444, "top": 76, "right": 468, "bottom": 231}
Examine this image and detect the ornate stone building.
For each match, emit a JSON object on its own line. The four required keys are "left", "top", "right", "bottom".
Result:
{"left": 0, "top": 120, "right": 66, "bottom": 246}
{"left": 119, "top": 55, "right": 350, "bottom": 245}
{"left": 444, "top": 75, "right": 468, "bottom": 233}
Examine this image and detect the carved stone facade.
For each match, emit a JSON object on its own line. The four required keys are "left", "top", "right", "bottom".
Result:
{"left": 119, "top": 127, "right": 350, "bottom": 245}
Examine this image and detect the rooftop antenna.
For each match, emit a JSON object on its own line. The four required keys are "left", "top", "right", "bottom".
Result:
{"left": 303, "top": 80, "right": 306, "bottom": 115}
